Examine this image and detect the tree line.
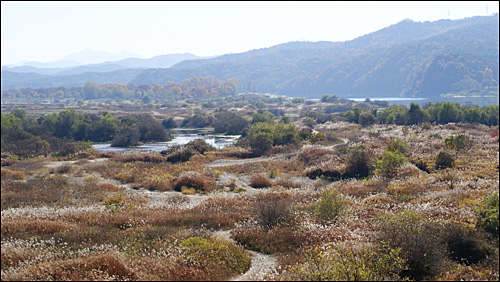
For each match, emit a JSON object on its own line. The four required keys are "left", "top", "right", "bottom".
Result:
{"left": 1, "top": 77, "right": 242, "bottom": 102}
{"left": 1, "top": 109, "right": 170, "bottom": 158}
{"left": 343, "top": 101, "right": 499, "bottom": 126}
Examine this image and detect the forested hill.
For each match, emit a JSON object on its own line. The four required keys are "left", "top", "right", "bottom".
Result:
{"left": 2, "top": 14, "right": 498, "bottom": 99}
{"left": 132, "top": 14, "right": 499, "bottom": 98}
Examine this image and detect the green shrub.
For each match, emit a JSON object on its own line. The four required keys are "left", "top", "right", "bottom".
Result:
{"left": 476, "top": 192, "right": 499, "bottom": 238}
{"left": 386, "top": 138, "right": 408, "bottom": 154}
{"left": 166, "top": 148, "right": 194, "bottom": 163}
{"left": 314, "top": 189, "right": 346, "bottom": 223}
{"left": 374, "top": 210, "right": 446, "bottom": 280}
{"left": 435, "top": 151, "right": 455, "bottom": 170}
{"left": 245, "top": 122, "right": 299, "bottom": 156}
{"left": 284, "top": 242, "right": 407, "bottom": 281}
{"left": 185, "top": 139, "right": 214, "bottom": 154}
{"left": 444, "top": 134, "right": 471, "bottom": 152}
{"left": 343, "top": 144, "right": 375, "bottom": 179}
{"left": 376, "top": 150, "right": 406, "bottom": 178}
{"left": 181, "top": 236, "right": 251, "bottom": 278}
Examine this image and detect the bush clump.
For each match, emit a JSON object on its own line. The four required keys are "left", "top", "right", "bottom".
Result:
{"left": 166, "top": 149, "right": 195, "bottom": 163}
{"left": 1, "top": 168, "right": 26, "bottom": 180}
{"left": 342, "top": 144, "right": 375, "bottom": 179}
{"left": 314, "top": 189, "right": 347, "bottom": 223}
{"left": 435, "top": 151, "right": 455, "bottom": 170}
{"left": 185, "top": 139, "right": 215, "bottom": 154}
{"left": 283, "top": 242, "right": 407, "bottom": 281}
{"left": 249, "top": 173, "right": 273, "bottom": 188}
{"left": 254, "top": 191, "right": 292, "bottom": 229}
{"left": 173, "top": 172, "right": 216, "bottom": 193}
{"left": 476, "top": 192, "right": 499, "bottom": 238}
{"left": 442, "top": 222, "right": 493, "bottom": 265}
{"left": 180, "top": 236, "right": 251, "bottom": 280}
{"left": 374, "top": 210, "right": 446, "bottom": 280}
{"left": 376, "top": 150, "right": 407, "bottom": 178}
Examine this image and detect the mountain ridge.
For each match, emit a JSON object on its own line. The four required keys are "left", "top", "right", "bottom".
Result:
{"left": 2, "top": 14, "right": 498, "bottom": 99}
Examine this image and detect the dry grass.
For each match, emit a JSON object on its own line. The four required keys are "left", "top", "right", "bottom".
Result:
{"left": 1, "top": 123, "right": 498, "bottom": 281}
{"left": 2, "top": 219, "right": 79, "bottom": 236}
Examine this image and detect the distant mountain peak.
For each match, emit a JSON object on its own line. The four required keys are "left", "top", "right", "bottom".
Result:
{"left": 61, "top": 49, "right": 144, "bottom": 65}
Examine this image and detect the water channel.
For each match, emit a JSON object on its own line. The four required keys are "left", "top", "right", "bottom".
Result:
{"left": 93, "top": 128, "right": 240, "bottom": 153}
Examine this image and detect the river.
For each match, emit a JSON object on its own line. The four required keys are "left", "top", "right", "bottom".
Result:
{"left": 93, "top": 128, "right": 240, "bottom": 153}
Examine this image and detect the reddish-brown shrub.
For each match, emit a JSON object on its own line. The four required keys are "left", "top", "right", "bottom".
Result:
{"left": 250, "top": 173, "right": 273, "bottom": 188}
{"left": 96, "top": 182, "right": 120, "bottom": 192}
{"left": 25, "top": 253, "right": 137, "bottom": 281}
{"left": 173, "top": 172, "right": 216, "bottom": 193}
{"left": 299, "top": 148, "right": 335, "bottom": 164}
{"left": 254, "top": 191, "right": 293, "bottom": 229}
{"left": 1, "top": 168, "right": 26, "bottom": 180}
{"left": 1, "top": 219, "right": 79, "bottom": 235}
{"left": 114, "top": 152, "right": 165, "bottom": 163}
{"left": 338, "top": 182, "right": 378, "bottom": 198}
{"left": 273, "top": 179, "right": 302, "bottom": 189}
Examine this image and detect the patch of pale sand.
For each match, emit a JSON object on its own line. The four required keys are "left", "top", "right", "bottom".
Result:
{"left": 44, "top": 158, "right": 108, "bottom": 168}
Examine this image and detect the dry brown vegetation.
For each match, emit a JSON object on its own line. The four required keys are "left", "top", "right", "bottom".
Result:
{"left": 1, "top": 122, "right": 498, "bottom": 281}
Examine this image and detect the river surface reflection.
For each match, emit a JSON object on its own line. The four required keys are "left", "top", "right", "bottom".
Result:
{"left": 93, "top": 128, "right": 240, "bottom": 153}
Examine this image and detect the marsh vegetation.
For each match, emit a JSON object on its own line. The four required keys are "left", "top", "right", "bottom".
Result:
{"left": 1, "top": 92, "right": 499, "bottom": 281}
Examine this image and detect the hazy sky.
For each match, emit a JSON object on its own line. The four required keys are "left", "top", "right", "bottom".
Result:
{"left": 2, "top": 1, "right": 498, "bottom": 65}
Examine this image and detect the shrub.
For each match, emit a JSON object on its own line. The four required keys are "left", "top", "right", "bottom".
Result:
{"left": 444, "top": 134, "right": 471, "bottom": 152}
{"left": 1, "top": 168, "right": 26, "bottom": 180}
{"left": 114, "top": 152, "right": 165, "bottom": 163}
{"left": 314, "top": 189, "right": 347, "bottom": 223}
{"left": 273, "top": 179, "right": 302, "bottom": 189}
{"left": 298, "top": 148, "right": 335, "bottom": 164}
{"left": 56, "top": 163, "right": 72, "bottom": 174}
{"left": 25, "top": 253, "right": 137, "bottom": 281}
{"left": 435, "top": 151, "right": 455, "bottom": 169}
{"left": 173, "top": 172, "right": 216, "bottom": 193}
{"left": 442, "top": 222, "right": 493, "bottom": 265}
{"left": 104, "top": 192, "right": 133, "bottom": 213}
{"left": 376, "top": 150, "right": 406, "bottom": 178}
{"left": 476, "top": 192, "right": 499, "bottom": 238}
{"left": 249, "top": 173, "right": 273, "bottom": 188}
{"left": 166, "top": 149, "right": 194, "bottom": 163}
{"left": 343, "top": 144, "right": 375, "bottom": 179}
{"left": 283, "top": 242, "right": 407, "bottom": 281}
{"left": 185, "top": 139, "right": 215, "bottom": 154}
{"left": 255, "top": 191, "right": 292, "bottom": 229}
{"left": 386, "top": 138, "right": 408, "bottom": 154}
{"left": 374, "top": 210, "right": 446, "bottom": 280}
{"left": 248, "top": 132, "right": 273, "bottom": 156}
{"left": 305, "top": 167, "right": 324, "bottom": 179}
{"left": 231, "top": 225, "right": 304, "bottom": 254}
{"left": 180, "top": 236, "right": 251, "bottom": 279}
{"left": 412, "top": 158, "right": 431, "bottom": 173}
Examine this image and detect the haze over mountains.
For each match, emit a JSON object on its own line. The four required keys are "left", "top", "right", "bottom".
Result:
{"left": 2, "top": 14, "right": 499, "bottom": 99}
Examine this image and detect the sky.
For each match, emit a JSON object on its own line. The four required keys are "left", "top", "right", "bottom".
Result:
{"left": 2, "top": 1, "right": 499, "bottom": 66}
